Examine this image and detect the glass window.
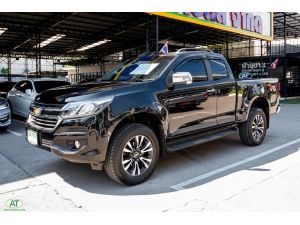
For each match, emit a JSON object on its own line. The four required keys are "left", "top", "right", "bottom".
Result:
{"left": 15, "top": 81, "right": 33, "bottom": 93}
{"left": 34, "top": 81, "right": 70, "bottom": 93}
{"left": 0, "top": 82, "right": 16, "bottom": 92}
{"left": 102, "top": 54, "right": 174, "bottom": 82}
{"left": 209, "top": 59, "right": 228, "bottom": 80}
{"left": 174, "top": 59, "right": 207, "bottom": 82}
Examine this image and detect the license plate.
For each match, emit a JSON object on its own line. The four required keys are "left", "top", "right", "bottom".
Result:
{"left": 27, "top": 129, "right": 38, "bottom": 146}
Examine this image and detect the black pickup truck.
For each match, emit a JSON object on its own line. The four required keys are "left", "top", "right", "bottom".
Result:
{"left": 26, "top": 49, "right": 280, "bottom": 185}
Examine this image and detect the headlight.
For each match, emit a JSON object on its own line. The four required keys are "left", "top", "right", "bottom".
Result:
{"left": 59, "top": 97, "right": 113, "bottom": 119}
{"left": 0, "top": 102, "right": 9, "bottom": 110}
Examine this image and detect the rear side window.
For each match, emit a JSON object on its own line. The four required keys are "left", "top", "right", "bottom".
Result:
{"left": 174, "top": 59, "right": 208, "bottom": 82}
{"left": 209, "top": 59, "right": 228, "bottom": 80}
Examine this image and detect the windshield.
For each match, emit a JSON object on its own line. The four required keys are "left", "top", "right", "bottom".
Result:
{"left": 34, "top": 81, "right": 70, "bottom": 93}
{"left": 101, "top": 54, "right": 174, "bottom": 81}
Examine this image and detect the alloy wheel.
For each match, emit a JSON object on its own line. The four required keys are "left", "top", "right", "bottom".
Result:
{"left": 122, "top": 135, "right": 153, "bottom": 176}
{"left": 252, "top": 114, "right": 265, "bottom": 142}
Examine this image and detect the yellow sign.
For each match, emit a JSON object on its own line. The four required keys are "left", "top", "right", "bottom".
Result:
{"left": 150, "top": 12, "right": 273, "bottom": 41}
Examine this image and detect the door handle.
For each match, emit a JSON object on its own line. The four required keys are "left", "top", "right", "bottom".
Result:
{"left": 207, "top": 88, "right": 216, "bottom": 94}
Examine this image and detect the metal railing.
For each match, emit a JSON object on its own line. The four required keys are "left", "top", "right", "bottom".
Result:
{"left": 67, "top": 72, "right": 104, "bottom": 83}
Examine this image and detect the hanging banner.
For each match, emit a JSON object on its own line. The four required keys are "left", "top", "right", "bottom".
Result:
{"left": 150, "top": 12, "right": 273, "bottom": 41}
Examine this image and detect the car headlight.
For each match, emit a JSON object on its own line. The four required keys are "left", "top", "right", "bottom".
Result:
{"left": 0, "top": 102, "right": 9, "bottom": 110}
{"left": 59, "top": 97, "right": 113, "bottom": 119}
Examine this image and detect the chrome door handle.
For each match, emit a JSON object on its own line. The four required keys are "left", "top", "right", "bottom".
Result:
{"left": 207, "top": 88, "right": 216, "bottom": 93}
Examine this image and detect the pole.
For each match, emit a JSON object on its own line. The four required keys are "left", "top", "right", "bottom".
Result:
{"left": 38, "top": 34, "right": 41, "bottom": 78}
{"left": 145, "top": 20, "right": 149, "bottom": 52}
{"left": 260, "top": 39, "right": 263, "bottom": 78}
{"left": 53, "top": 59, "right": 57, "bottom": 78}
{"left": 283, "top": 15, "right": 287, "bottom": 98}
{"left": 248, "top": 37, "right": 251, "bottom": 57}
{"left": 226, "top": 32, "right": 229, "bottom": 58}
{"left": 7, "top": 53, "right": 11, "bottom": 82}
{"left": 269, "top": 41, "right": 272, "bottom": 78}
{"left": 155, "top": 16, "right": 159, "bottom": 52}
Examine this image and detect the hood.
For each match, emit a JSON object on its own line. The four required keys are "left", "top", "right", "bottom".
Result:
{"left": 35, "top": 81, "right": 140, "bottom": 104}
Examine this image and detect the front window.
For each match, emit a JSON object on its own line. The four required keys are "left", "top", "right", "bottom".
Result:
{"left": 101, "top": 54, "right": 174, "bottom": 82}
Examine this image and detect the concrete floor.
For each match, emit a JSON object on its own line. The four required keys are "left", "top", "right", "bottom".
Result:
{"left": 0, "top": 104, "right": 300, "bottom": 211}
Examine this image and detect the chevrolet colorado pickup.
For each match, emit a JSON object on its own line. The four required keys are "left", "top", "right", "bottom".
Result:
{"left": 26, "top": 49, "right": 280, "bottom": 185}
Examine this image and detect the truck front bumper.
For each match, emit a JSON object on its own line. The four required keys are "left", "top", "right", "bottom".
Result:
{"left": 26, "top": 113, "right": 110, "bottom": 169}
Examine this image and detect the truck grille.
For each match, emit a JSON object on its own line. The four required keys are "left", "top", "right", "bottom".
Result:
{"left": 29, "top": 102, "right": 64, "bottom": 131}
{"left": 0, "top": 114, "right": 9, "bottom": 123}
{"left": 31, "top": 115, "right": 58, "bottom": 129}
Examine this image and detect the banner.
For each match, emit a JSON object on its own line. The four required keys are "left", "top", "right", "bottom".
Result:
{"left": 151, "top": 12, "right": 273, "bottom": 41}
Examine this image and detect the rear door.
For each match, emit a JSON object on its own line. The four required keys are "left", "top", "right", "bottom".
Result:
{"left": 162, "top": 57, "right": 217, "bottom": 137}
{"left": 207, "top": 58, "right": 236, "bottom": 125}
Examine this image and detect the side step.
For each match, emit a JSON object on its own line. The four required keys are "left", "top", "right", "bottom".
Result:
{"left": 166, "top": 127, "right": 239, "bottom": 152}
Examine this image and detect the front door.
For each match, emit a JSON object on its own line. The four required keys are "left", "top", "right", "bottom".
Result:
{"left": 162, "top": 58, "right": 217, "bottom": 137}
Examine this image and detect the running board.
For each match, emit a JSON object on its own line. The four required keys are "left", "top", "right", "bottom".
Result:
{"left": 166, "top": 127, "right": 238, "bottom": 152}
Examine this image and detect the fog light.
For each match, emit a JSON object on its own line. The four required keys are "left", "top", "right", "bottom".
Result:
{"left": 75, "top": 141, "right": 81, "bottom": 149}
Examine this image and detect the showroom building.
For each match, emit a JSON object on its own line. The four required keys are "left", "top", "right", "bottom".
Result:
{"left": 0, "top": 12, "right": 299, "bottom": 96}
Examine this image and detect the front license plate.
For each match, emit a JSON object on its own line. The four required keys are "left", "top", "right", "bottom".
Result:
{"left": 27, "top": 129, "right": 38, "bottom": 146}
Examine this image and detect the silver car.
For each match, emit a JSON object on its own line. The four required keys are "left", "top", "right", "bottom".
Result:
{"left": 7, "top": 79, "right": 70, "bottom": 117}
{"left": 0, "top": 97, "right": 11, "bottom": 130}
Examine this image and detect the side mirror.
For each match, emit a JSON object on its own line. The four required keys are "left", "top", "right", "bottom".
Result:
{"left": 25, "top": 89, "right": 32, "bottom": 96}
{"left": 169, "top": 72, "right": 193, "bottom": 87}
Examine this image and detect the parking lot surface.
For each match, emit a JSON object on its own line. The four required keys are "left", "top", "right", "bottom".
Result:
{"left": 1, "top": 104, "right": 300, "bottom": 211}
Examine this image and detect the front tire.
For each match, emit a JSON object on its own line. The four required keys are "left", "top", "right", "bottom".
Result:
{"left": 104, "top": 123, "right": 159, "bottom": 185}
{"left": 239, "top": 107, "right": 267, "bottom": 146}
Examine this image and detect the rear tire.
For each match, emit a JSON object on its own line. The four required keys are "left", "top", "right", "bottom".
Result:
{"left": 104, "top": 123, "right": 159, "bottom": 185}
{"left": 239, "top": 107, "right": 267, "bottom": 146}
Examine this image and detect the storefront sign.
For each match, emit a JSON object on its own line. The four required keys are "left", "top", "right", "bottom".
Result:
{"left": 150, "top": 12, "right": 273, "bottom": 41}
{"left": 240, "top": 61, "right": 269, "bottom": 78}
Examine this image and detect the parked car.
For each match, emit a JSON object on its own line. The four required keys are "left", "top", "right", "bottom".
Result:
{"left": 0, "top": 81, "right": 16, "bottom": 98}
{"left": 0, "top": 97, "right": 11, "bottom": 130}
{"left": 7, "top": 79, "right": 70, "bottom": 117}
{"left": 26, "top": 49, "right": 280, "bottom": 185}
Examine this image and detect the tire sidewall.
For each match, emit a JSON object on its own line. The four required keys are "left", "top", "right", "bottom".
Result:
{"left": 111, "top": 124, "right": 159, "bottom": 185}
{"left": 248, "top": 108, "right": 267, "bottom": 145}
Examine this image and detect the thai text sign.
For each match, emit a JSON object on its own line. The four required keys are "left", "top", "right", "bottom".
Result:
{"left": 151, "top": 12, "right": 273, "bottom": 41}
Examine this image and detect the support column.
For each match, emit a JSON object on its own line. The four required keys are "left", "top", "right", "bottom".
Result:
{"left": 145, "top": 21, "right": 149, "bottom": 52}
{"left": 53, "top": 59, "right": 57, "bottom": 78}
{"left": 155, "top": 16, "right": 159, "bottom": 52}
{"left": 7, "top": 53, "right": 11, "bottom": 82}
{"left": 75, "top": 64, "right": 80, "bottom": 82}
{"left": 225, "top": 32, "right": 229, "bottom": 58}
{"left": 25, "top": 57, "right": 29, "bottom": 78}
{"left": 38, "top": 38, "right": 41, "bottom": 78}
{"left": 260, "top": 39, "right": 263, "bottom": 78}
{"left": 268, "top": 41, "right": 272, "bottom": 78}
{"left": 35, "top": 32, "right": 41, "bottom": 78}
{"left": 283, "top": 15, "right": 287, "bottom": 98}
{"left": 248, "top": 37, "right": 251, "bottom": 57}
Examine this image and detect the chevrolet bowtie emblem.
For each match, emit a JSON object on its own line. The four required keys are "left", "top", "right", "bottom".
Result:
{"left": 33, "top": 107, "right": 42, "bottom": 116}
